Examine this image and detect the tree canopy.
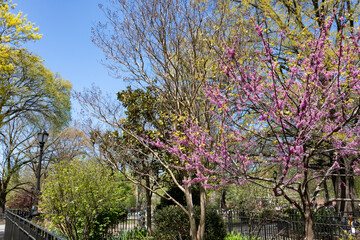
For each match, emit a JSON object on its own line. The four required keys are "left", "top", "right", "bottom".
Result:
{"left": 0, "top": 0, "right": 71, "bottom": 131}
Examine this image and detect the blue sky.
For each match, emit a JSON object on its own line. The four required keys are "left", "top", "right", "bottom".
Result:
{"left": 15, "top": 0, "right": 128, "bottom": 116}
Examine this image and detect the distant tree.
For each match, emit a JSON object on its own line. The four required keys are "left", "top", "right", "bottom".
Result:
{"left": 91, "top": 1, "right": 257, "bottom": 238}
{"left": 0, "top": 0, "right": 71, "bottom": 130}
{"left": 0, "top": 0, "right": 71, "bottom": 213}
{"left": 47, "top": 127, "right": 91, "bottom": 163}
{"left": 24, "top": 126, "right": 92, "bottom": 196}
{"left": 79, "top": 86, "right": 175, "bottom": 235}
{"left": 41, "top": 159, "right": 131, "bottom": 240}
{"left": 6, "top": 188, "right": 34, "bottom": 210}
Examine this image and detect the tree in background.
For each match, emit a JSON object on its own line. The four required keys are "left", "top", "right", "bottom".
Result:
{"left": 41, "top": 159, "right": 131, "bottom": 240}
{"left": 0, "top": 118, "right": 38, "bottom": 213}
{"left": 46, "top": 127, "right": 91, "bottom": 163}
{"left": 163, "top": 16, "right": 360, "bottom": 239}
{"left": 0, "top": 0, "right": 72, "bottom": 213}
{"left": 0, "top": 0, "right": 71, "bottom": 130}
{"left": 77, "top": 86, "right": 185, "bottom": 235}
{"left": 90, "top": 1, "right": 259, "bottom": 239}
{"left": 102, "top": 86, "right": 167, "bottom": 235}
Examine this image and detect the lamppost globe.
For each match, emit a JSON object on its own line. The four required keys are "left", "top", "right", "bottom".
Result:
{"left": 37, "top": 130, "right": 49, "bottom": 145}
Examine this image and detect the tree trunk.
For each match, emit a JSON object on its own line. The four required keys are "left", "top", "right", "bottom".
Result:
{"left": 347, "top": 173, "right": 357, "bottom": 214}
{"left": 220, "top": 188, "right": 226, "bottom": 210}
{"left": 145, "top": 175, "right": 152, "bottom": 235}
{"left": 197, "top": 186, "right": 207, "bottom": 240}
{"left": 301, "top": 170, "right": 315, "bottom": 240}
{"left": 0, "top": 194, "right": 5, "bottom": 214}
{"left": 332, "top": 158, "right": 357, "bottom": 213}
{"left": 304, "top": 205, "right": 315, "bottom": 240}
{"left": 184, "top": 185, "right": 198, "bottom": 240}
{"left": 323, "top": 180, "right": 329, "bottom": 204}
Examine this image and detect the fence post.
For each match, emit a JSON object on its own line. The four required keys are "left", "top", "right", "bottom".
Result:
{"left": 228, "top": 210, "right": 233, "bottom": 233}
{"left": 264, "top": 221, "right": 267, "bottom": 240}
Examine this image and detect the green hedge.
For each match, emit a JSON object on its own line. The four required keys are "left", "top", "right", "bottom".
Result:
{"left": 153, "top": 205, "right": 226, "bottom": 240}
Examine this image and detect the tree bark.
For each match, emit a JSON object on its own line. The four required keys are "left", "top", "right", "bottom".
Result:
{"left": 0, "top": 195, "right": 5, "bottom": 214}
{"left": 145, "top": 175, "right": 152, "bottom": 235}
{"left": 323, "top": 180, "right": 329, "bottom": 204}
{"left": 220, "top": 187, "right": 226, "bottom": 210}
{"left": 184, "top": 185, "right": 198, "bottom": 240}
{"left": 0, "top": 181, "right": 7, "bottom": 214}
{"left": 304, "top": 204, "right": 315, "bottom": 240}
{"left": 332, "top": 157, "right": 357, "bottom": 213}
{"left": 197, "top": 186, "right": 207, "bottom": 240}
{"left": 302, "top": 166, "right": 315, "bottom": 240}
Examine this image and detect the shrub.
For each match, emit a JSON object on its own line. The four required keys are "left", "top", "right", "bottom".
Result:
{"left": 258, "top": 209, "right": 277, "bottom": 219}
{"left": 91, "top": 206, "right": 127, "bottom": 240}
{"left": 153, "top": 205, "right": 226, "bottom": 240}
{"left": 225, "top": 232, "right": 261, "bottom": 240}
{"left": 109, "top": 228, "right": 148, "bottom": 240}
{"left": 156, "top": 185, "right": 200, "bottom": 210}
{"left": 41, "top": 159, "right": 131, "bottom": 240}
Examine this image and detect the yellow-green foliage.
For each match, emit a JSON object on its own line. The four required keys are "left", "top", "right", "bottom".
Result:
{"left": 237, "top": 0, "right": 360, "bottom": 50}
{"left": 0, "top": 49, "right": 72, "bottom": 128}
{"left": 41, "top": 159, "right": 131, "bottom": 240}
{"left": 0, "top": 0, "right": 71, "bottom": 128}
{"left": 0, "top": 0, "right": 41, "bottom": 74}
{"left": 0, "top": 0, "right": 42, "bottom": 45}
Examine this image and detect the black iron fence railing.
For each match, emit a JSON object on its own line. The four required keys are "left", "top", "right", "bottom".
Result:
{"left": 107, "top": 209, "right": 358, "bottom": 239}
{"left": 108, "top": 211, "right": 146, "bottom": 235}
{"left": 4, "top": 210, "right": 65, "bottom": 240}
{"left": 5, "top": 208, "right": 358, "bottom": 239}
{"left": 225, "top": 210, "right": 359, "bottom": 240}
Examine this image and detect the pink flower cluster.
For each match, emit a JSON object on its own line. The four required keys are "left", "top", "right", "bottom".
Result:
{"left": 149, "top": 16, "right": 360, "bottom": 191}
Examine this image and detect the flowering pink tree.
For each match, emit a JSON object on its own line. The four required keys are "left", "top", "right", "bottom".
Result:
{"left": 157, "top": 18, "right": 360, "bottom": 239}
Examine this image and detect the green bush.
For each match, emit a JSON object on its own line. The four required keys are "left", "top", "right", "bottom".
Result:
{"left": 258, "top": 209, "right": 277, "bottom": 219}
{"left": 153, "top": 205, "right": 227, "bottom": 240}
{"left": 41, "top": 159, "right": 131, "bottom": 240}
{"left": 156, "top": 185, "right": 200, "bottom": 210}
{"left": 109, "top": 228, "right": 148, "bottom": 240}
{"left": 225, "top": 232, "right": 261, "bottom": 240}
{"left": 91, "top": 206, "right": 127, "bottom": 240}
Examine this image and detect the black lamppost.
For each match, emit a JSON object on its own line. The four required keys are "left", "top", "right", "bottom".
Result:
{"left": 32, "top": 130, "right": 48, "bottom": 216}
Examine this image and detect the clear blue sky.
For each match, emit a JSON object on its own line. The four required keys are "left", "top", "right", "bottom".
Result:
{"left": 15, "top": 0, "right": 127, "bottom": 116}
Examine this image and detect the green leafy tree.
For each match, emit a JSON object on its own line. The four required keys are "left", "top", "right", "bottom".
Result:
{"left": 0, "top": 0, "right": 71, "bottom": 130}
{"left": 40, "top": 159, "right": 130, "bottom": 240}
{"left": 0, "top": 0, "right": 71, "bottom": 214}
{"left": 86, "top": 86, "right": 171, "bottom": 235}
{"left": 90, "top": 1, "right": 256, "bottom": 239}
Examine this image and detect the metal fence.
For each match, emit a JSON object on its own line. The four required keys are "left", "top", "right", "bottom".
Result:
{"left": 106, "top": 209, "right": 356, "bottom": 239}
{"left": 108, "top": 211, "right": 146, "bottom": 234}
{"left": 5, "top": 208, "right": 357, "bottom": 240}
{"left": 226, "top": 210, "right": 358, "bottom": 240}
{"left": 4, "top": 210, "right": 65, "bottom": 240}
